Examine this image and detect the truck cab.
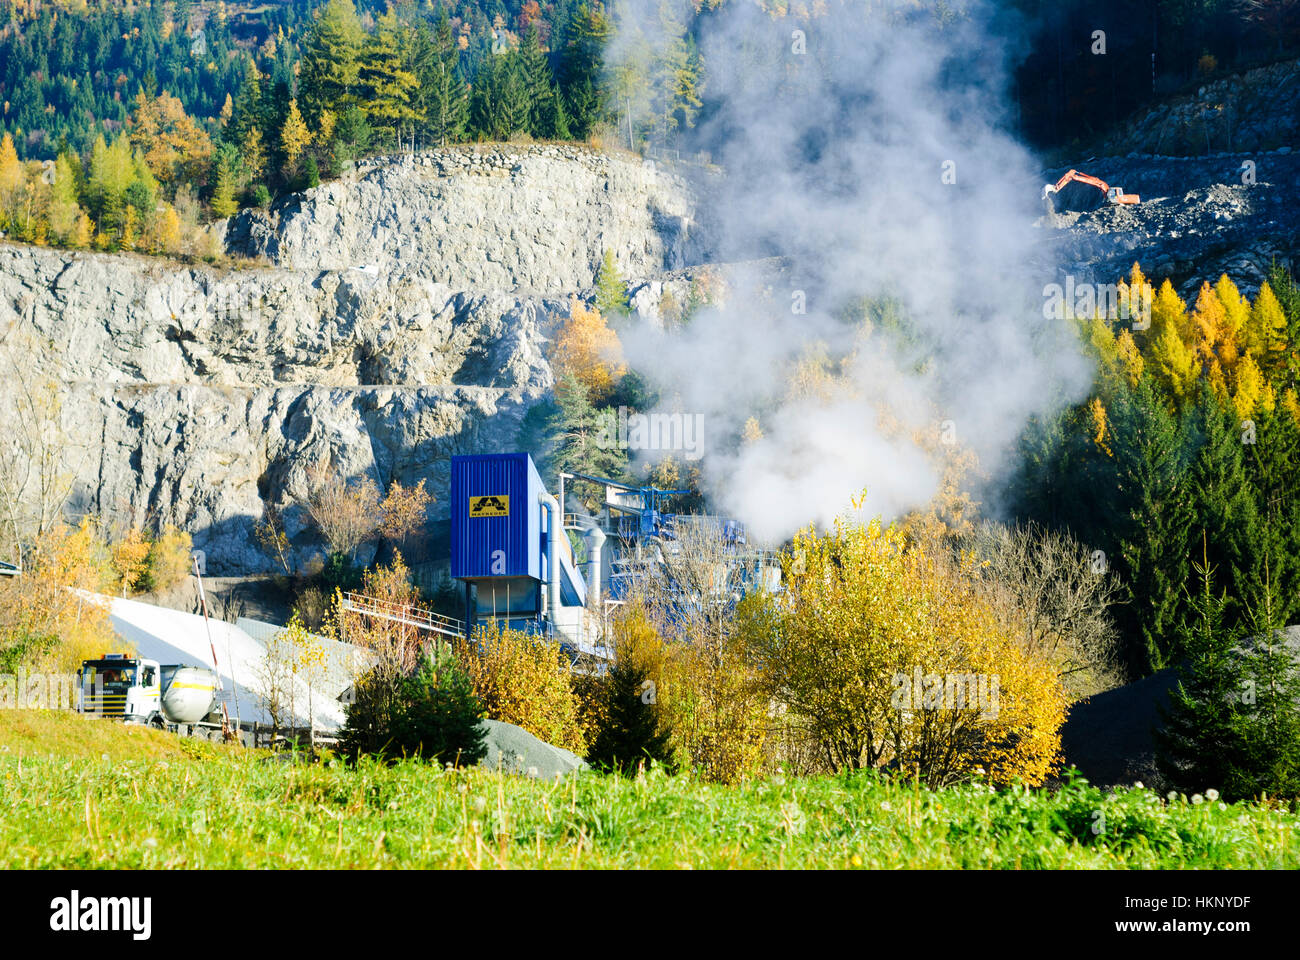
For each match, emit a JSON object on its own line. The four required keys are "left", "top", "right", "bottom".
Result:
{"left": 78, "top": 654, "right": 163, "bottom": 724}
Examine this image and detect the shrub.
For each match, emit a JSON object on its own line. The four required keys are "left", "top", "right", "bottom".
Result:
{"left": 144, "top": 525, "right": 193, "bottom": 592}
{"left": 338, "top": 663, "right": 405, "bottom": 760}
{"left": 339, "top": 648, "right": 485, "bottom": 765}
{"left": 394, "top": 649, "right": 486, "bottom": 765}
{"left": 294, "top": 585, "right": 329, "bottom": 631}
{"left": 110, "top": 528, "right": 151, "bottom": 596}
{"left": 738, "top": 516, "right": 1069, "bottom": 788}
{"left": 664, "top": 634, "right": 769, "bottom": 784}
{"left": 453, "top": 623, "right": 585, "bottom": 754}
{"left": 0, "top": 520, "right": 122, "bottom": 673}
{"left": 320, "top": 551, "right": 363, "bottom": 594}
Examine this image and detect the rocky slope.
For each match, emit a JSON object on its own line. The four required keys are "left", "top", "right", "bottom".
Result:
{"left": 2, "top": 89, "right": 1294, "bottom": 577}
{"left": 224, "top": 143, "right": 707, "bottom": 294}
{"left": 1037, "top": 147, "right": 1300, "bottom": 297}
{"left": 0, "top": 145, "right": 705, "bottom": 574}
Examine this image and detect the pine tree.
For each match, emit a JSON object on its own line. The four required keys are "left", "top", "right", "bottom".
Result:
{"left": 1238, "top": 562, "right": 1300, "bottom": 800}
{"left": 587, "top": 655, "right": 674, "bottom": 773}
{"left": 425, "top": 10, "right": 468, "bottom": 147}
{"left": 359, "top": 13, "right": 419, "bottom": 150}
{"left": 1155, "top": 541, "right": 1253, "bottom": 799}
{"left": 1109, "top": 375, "right": 1195, "bottom": 672}
{"left": 594, "top": 248, "right": 628, "bottom": 316}
{"left": 1188, "top": 383, "right": 1261, "bottom": 628}
{"left": 298, "top": 0, "right": 364, "bottom": 131}
{"left": 209, "top": 143, "right": 240, "bottom": 218}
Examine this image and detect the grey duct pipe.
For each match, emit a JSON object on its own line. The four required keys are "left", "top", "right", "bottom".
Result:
{"left": 583, "top": 523, "right": 606, "bottom": 610}
{"left": 539, "top": 491, "right": 562, "bottom": 621}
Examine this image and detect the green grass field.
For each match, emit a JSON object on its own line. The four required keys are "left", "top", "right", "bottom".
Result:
{"left": 1, "top": 711, "right": 1296, "bottom": 868}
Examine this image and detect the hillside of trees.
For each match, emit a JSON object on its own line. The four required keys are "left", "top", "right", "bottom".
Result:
{"left": 1013, "top": 263, "right": 1300, "bottom": 676}
{"left": 0, "top": 0, "right": 708, "bottom": 251}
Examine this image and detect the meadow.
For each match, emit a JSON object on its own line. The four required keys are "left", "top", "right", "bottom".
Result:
{"left": 1, "top": 712, "right": 1296, "bottom": 869}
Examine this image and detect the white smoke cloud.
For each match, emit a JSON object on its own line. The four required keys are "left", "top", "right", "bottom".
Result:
{"left": 613, "top": 0, "right": 1093, "bottom": 544}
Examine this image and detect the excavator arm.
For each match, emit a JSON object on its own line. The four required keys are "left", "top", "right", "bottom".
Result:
{"left": 1043, "top": 169, "right": 1140, "bottom": 208}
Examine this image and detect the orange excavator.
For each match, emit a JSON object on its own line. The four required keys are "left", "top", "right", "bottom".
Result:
{"left": 1043, "top": 169, "right": 1139, "bottom": 214}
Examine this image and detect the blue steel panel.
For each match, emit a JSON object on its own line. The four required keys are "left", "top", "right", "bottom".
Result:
{"left": 450, "top": 453, "right": 543, "bottom": 580}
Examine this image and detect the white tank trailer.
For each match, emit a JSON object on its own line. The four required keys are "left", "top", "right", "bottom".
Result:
{"left": 78, "top": 654, "right": 221, "bottom": 727}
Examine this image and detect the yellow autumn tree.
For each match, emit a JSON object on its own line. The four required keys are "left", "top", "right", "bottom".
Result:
{"left": 738, "top": 516, "right": 1068, "bottom": 787}
{"left": 1281, "top": 388, "right": 1300, "bottom": 424}
{"left": 1088, "top": 396, "right": 1111, "bottom": 455}
{"left": 1147, "top": 278, "right": 1190, "bottom": 347}
{"left": 452, "top": 621, "right": 586, "bottom": 754}
{"left": 548, "top": 296, "right": 627, "bottom": 402}
{"left": 1191, "top": 281, "right": 1231, "bottom": 369}
{"left": 1148, "top": 320, "right": 1199, "bottom": 406}
{"left": 128, "top": 90, "right": 214, "bottom": 187}
{"left": 1115, "top": 328, "right": 1145, "bottom": 387}
{"left": 1214, "top": 273, "right": 1251, "bottom": 357}
{"left": 110, "top": 527, "right": 151, "bottom": 596}
{"left": 0, "top": 133, "right": 21, "bottom": 203}
{"left": 1246, "top": 281, "right": 1289, "bottom": 376}
{"left": 280, "top": 99, "right": 310, "bottom": 175}
{"left": 0, "top": 520, "right": 123, "bottom": 674}
{"left": 1085, "top": 316, "right": 1122, "bottom": 390}
{"left": 1232, "top": 351, "right": 1265, "bottom": 421}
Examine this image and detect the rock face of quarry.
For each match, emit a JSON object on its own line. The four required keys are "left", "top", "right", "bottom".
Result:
{"left": 0, "top": 145, "right": 705, "bottom": 574}
{"left": 224, "top": 144, "right": 706, "bottom": 294}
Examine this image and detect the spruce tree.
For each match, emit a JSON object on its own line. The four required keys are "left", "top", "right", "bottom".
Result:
{"left": 517, "top": 24, "right": 554, "bottom": 138}
{"left": 394, "top": 648, "right": 487, "bottom": 765}
{"left": 1187, "top": 382, "right": 1261, "bottom": 629}
{"left": 587, "top": 656, "right": 673, "bottom": 774}
{"left": 425, "top": 10, "right": 469, "bottom": 146}
{"left": 209, "top": 143, "right": 241, "bottom": 217}
{"left": 1155, "top": 542, "right": 1252, "bottom": 798}
{"left": 594, "top": 248, "right": 628, "bottom": 316}
{"left": 1238, "top": 563, "right": 1300, "bottom": 800}
{"left": 1244, "top": 406, "right": 1300, "bottom": 627}
{"left": 298, "top": 0, "right": 365, "bottom": 131}
{"left": 558, "top": 2, "right": 610, "bottom": 138}
{"left": 1109, "top": 375, "right": 1196, "bottom": 672}
{"left": 518, "top": 371, "right": 629, "bottom": 486}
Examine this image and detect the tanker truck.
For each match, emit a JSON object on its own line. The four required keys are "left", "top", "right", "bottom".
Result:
{"left": 77, "top": 653, "right": 223, "bottom": 730}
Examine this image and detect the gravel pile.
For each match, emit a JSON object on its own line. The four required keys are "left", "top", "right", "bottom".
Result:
{"left": 476, "top": 719, "right": 588, "bottom": 779}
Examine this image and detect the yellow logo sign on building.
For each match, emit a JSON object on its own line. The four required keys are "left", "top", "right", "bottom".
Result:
{"left": 469, "top": 495, "right": 509, "bottom": 518}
